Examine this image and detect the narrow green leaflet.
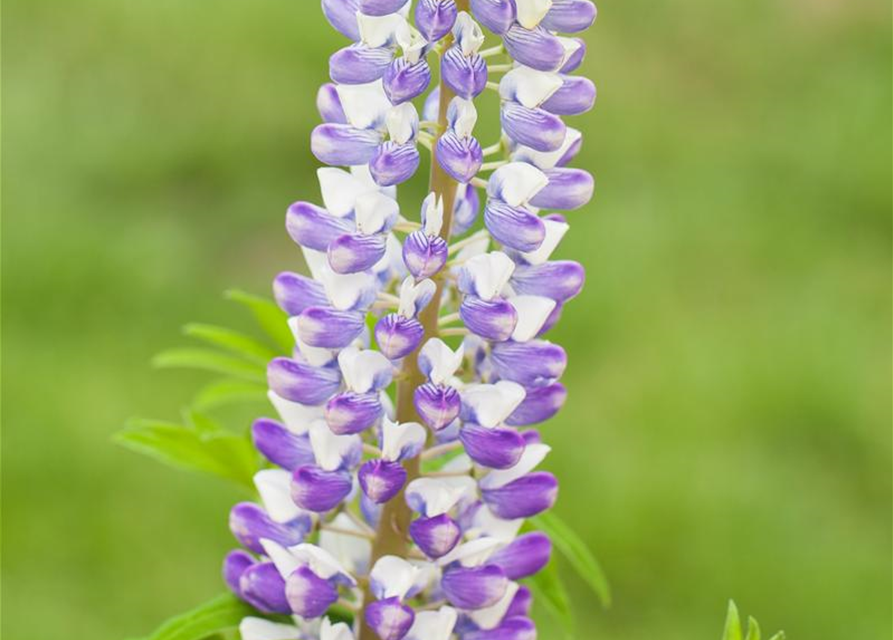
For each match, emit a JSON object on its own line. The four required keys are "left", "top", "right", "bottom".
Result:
{"left": 723, "top": 601, "right": 743, "bottom": 640}
{"left": 128, "top": 593, "right": 254, "bottom": 640}
{"left": 114, "top": 418, "right": 257, "bottom": 488}
{"left": 530, "top": 511, "right": 611, "bottom": 607}
{"left": 192, "top": 378, "right": 269, "bottom": 411}
{"left": 183, "top": 323, "right": 279, "bottom": 364}
{"left": 153, "top": 348, "right": 266, "bottom": 383}
{"left": 527, "top": 558, "right": 574, "bottom": 637}
{"left": 723, "top": 601, "right": 786, "bottom": 640}
{"left": 225, "top": 289, "right": 293, "bottom": 353}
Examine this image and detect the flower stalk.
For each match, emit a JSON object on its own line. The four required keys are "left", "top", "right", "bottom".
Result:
{"left": 223, "top": 1, "right": 598, "bottom": 638}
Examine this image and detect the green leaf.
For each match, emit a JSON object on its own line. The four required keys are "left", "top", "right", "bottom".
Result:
{"left": 192, "top": 378, "right": 269, "bottom": 411}
{"left": 152, "top": 348, "right": 265, "bottom": 383}
{"left": 745, "top": 616, "right": 762, "bottom": 640}
{"left": 114, "top": 419, "right": 256, "bottom": 488}
{"left": 130, "top": 593, "right": 254, "bottom": 640}
{"left": 767, "top": 633, "right": 786, "bottom": 640}
{"left": 183, "top": 323, "right": 279, "bottom": 364}
{"left": 527, "top": 558, "right": 574, "bottom": 637}
{"left": 723, "top": 601, "right": 743, "bottom": 640}
{"left": 225, "top": 289, "right": 293, "bottom": 353}
{"left": 530, "top": 511, "right": 611, "bottom": 607}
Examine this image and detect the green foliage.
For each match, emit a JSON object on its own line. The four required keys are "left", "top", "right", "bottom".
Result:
{"left": 225, "top": 289, "right": 293, "bottom": 353}
{"left": 115, "top": 416, "right": 257, "bottom": 489}
{"left": 183, "top": 323, "right": 279, "bottom": 364}
{"left": 527, "top": 558, "right": 575, "bottom": 638}
{"left": 723, "top": 601, "right": 786, "bottom": 640}
{"left": 115, "top": 290, "right": 287, "bottom": 485}
{"left": 126, "top": 593, "right": 255, "bottom": 640}
{"left": 531, "top": 511, "right": 612, "bottom": 607}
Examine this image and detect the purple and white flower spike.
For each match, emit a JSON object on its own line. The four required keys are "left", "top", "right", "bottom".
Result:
{"left": 224, "top": 2, "right": 597, "bottom": 637}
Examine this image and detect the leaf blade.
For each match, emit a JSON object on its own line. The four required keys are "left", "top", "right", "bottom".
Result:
{"left": 192, "top": 378, "right": 269, "bottom": 411}
{"left": 183, "top": 323, "right": 279, "bottom": 363}
{"left": 530, "top": 511, "right": 611, "bottom": 607}
{"left": 527, "top": 558, "right": 574, "bottom": 638}
{"left": 225, "top": 289, "right": 293, "bottom": 353}
{"left": 723, "top": 600, "right": 743, "bottom": 640}
{"left": 133, "top": 593, "right": 255, "bottom": 640}
{"left": 152, "top": 348, "right": 265, "bottom": 383}
{"left": 114, "top": 419, "right": 256, "bottom": 488}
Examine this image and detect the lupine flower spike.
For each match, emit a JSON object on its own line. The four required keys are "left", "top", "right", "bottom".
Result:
{"left": 227, "top": 1, "right": 596, "bottom": 638}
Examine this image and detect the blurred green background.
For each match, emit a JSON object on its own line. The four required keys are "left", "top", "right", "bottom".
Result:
{"left": 3, "top": 0, "right": 891, "bottom": 639}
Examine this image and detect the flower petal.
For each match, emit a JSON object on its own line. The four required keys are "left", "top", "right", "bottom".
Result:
{"left": 359, "top": 459, "right": 408, "bottom": 503}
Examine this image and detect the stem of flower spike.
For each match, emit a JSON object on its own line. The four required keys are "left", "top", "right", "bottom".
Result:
{"left": 356, "top": 3, "right": 468, "bottom": 636}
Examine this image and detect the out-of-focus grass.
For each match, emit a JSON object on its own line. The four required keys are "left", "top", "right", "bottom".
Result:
{"left": 2, "top": 1, "right": 890, "bottom": 639}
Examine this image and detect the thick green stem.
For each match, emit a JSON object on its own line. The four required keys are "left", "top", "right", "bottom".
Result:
{"left": 355, "top": 3, "right": 468, "bottom": 636}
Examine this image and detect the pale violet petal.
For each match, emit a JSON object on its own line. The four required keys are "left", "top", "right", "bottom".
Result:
{"left": 452, "top": 11, "right": 484, "bottom": 56}
{"left": 269, "top": 390, "right": 325, "bottom": 434}
{"left": 519, "top": 218, "right": 569, "bottom": 265}
{"left": 381, "top": 417, "right": 427, "bottom": 461}
{"left": 386, "top": 102, "right": 419, "bottom": 145}
{"left": 487, "top": 162, "right": 549, "bottom": 207}
{"left": 355, "top": 191, "right": 400, "bottom": 235}
{"left": 261, "top": 538, "right": 302, "bottom": 578}
{"left": 467, "top": 582, "right": 520, "bottom": 630}
{"left": 320, "top": 618, "right": 356, "bottom": 640}
{"left": 515, "top": 0, "right": 553, "bottom": 29}
{"left": 462, "top": 251, "right": 515, "bottom": 301}
{"left": 240, "top": 617, "right": 302, "bottom": 640}
{"left": 557, "top": 35, "right": 583, "bottom": 67}
{"left": 466, "top": 504, "right": 525, "bottom": 541}
{"left": 370, "top": 555, "right": 421, "bottom": 600}
{"left": 318, "top": 269, "right": 378, "bottom": 310}
{"left": 508, "top": 295, "right": 556, "bottom": 342}
{"left": 479, "top": 443, "right": 552, "bottom": 490}
{"left": 447, "top": 97, "right": 478, "bottom": 138}
{"left": 358, "top": 13, "right": 407, "bottom": 47}
{"left": 512, "top": 127, "right": 582, "bottom": 170}
{"left": 288, "top": 319, "right": 339, "bottom": 367}
{"left": 287, "top": 542, "right": 357, "bottom": 585}
{"left": 398, "top": 276, "right": 437, "bottom": 317}
{"left": 319, "top": 513, "right": 372, "bottom": 575}
{"left": 499, "top": 66, "right": 563, "bottom": 109}
{"left": 462, "top": 381, "right": 526, "bottom": 427}
{"left": 419, "top": 338, "right": 464, "bottom": 384}
{"left": 405, "top": 607, "right": 458, "bottom": 640}
{"left": 435, "top": 537, "right": 504, "bottom": 568}
{"left": 318, "top": 167, "right": 380, "bottom": 218}
{"left": 406, "top": 477, "right": 475, "bottom": 517}
{"left": 302, "top": 247, "right": 329, "bottom": 281}
{"left": 395, "top": 21, "right": 428, "bottom": 64}
{"left": 255, "top": 469, "right": 304, "bottom": 523}
{"left": 338, "top": 347, "right": 393, "bottom": 393}
{"left": 421, "top": 192, "right": 444, "bottom": 237}
{"left": 309, "top": 420, "right": 363, "bottom": 471}
{"left": 334, "top": 81, "right": 392, "bottom": 131}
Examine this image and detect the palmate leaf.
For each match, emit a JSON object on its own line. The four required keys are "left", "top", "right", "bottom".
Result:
{"left": 114, "top": 418, "right": 257, "bottom": 489}
{"left": 527, "top": 557, "right": 574, "bottom": 638}
{"left": 225, "top": 289, "right": 293, "bottom": 354}
{"left": 183, "top": 323, "right": 279, "bottom": 364}
{"left": 127, "top": 593, "right": 255, "bottom": 640}
{"left": 152, "top": 348, "right": 266, "bottom": 383}
{"left": 192, "top": 378, "right": 269, "bottom": 411}
{"left": 723, "top": 601, "right": 786, "bottom": 640}
{"left": 530, "top": 511, "right": 611, "bottom": 607}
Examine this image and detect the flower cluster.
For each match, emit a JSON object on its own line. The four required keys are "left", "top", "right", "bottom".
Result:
{"left": 224, "top": 1, "right": 596, "bottom": 639}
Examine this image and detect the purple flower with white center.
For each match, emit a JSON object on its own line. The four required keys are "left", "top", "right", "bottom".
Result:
{"left": 441, "top": 13, "right": 488, "bottom": 99}
{"left": 436, "top": 97, "right": 483, "bottom": 183}
{"left": 403, "top": 193, "right": 449, "bottom": 279}
{"left": 216, "top": 3, "right": 599, "bottom": 637}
